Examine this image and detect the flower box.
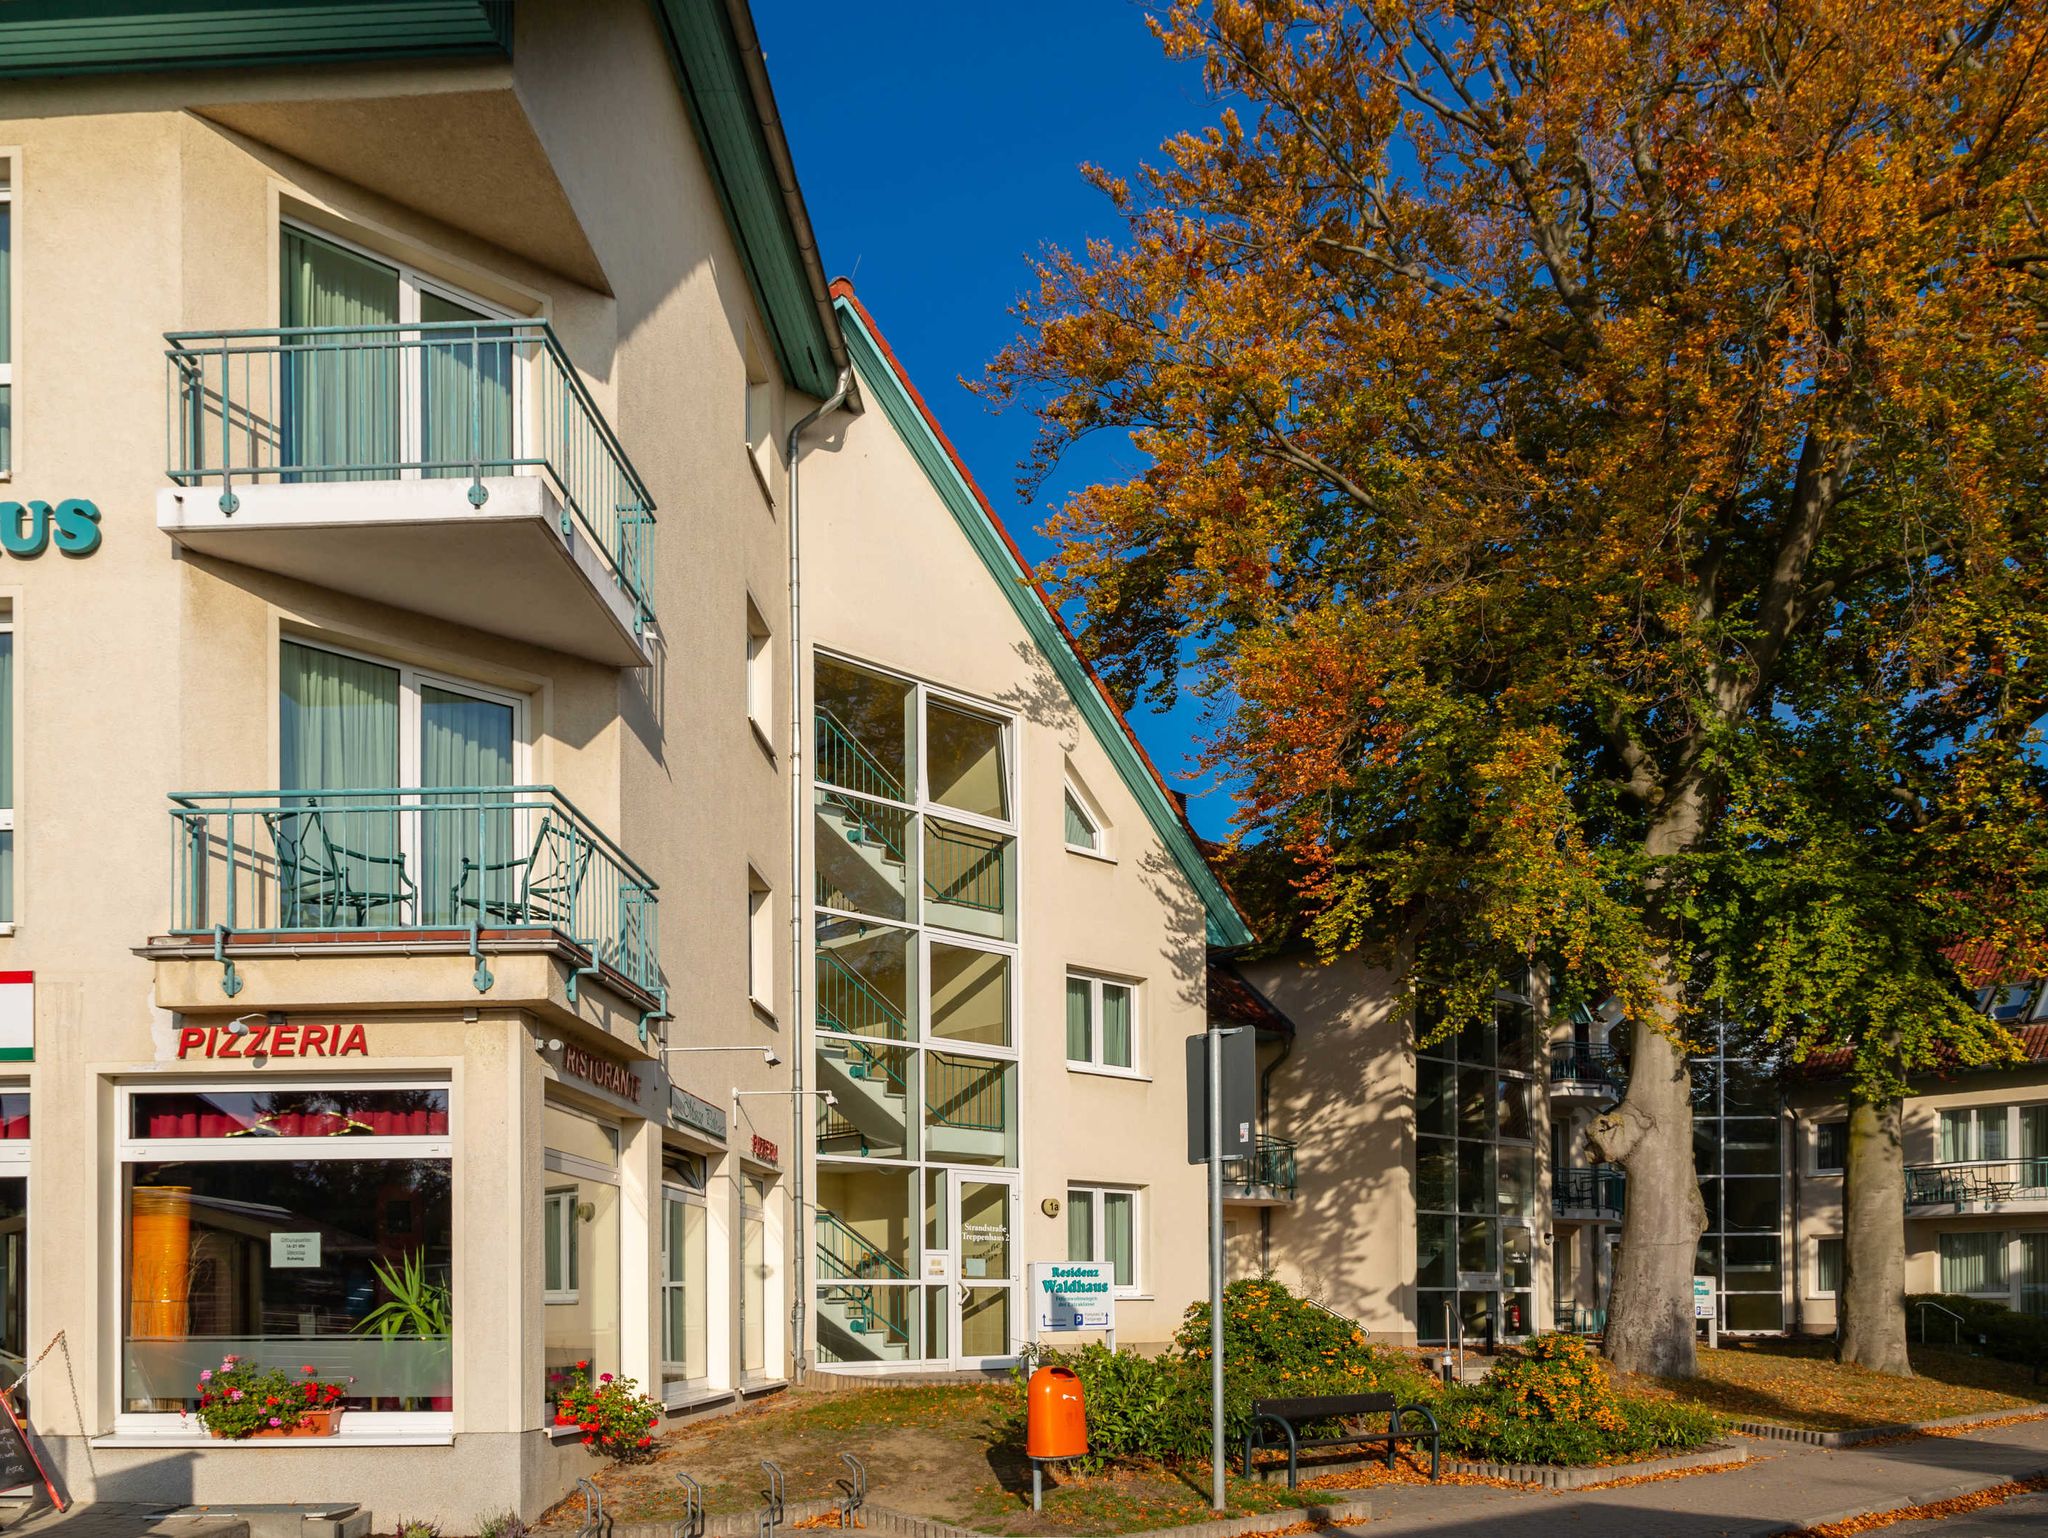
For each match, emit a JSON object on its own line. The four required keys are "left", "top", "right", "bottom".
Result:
{"left": 213, "top": 1406, "right": 344, "bottom": 1441}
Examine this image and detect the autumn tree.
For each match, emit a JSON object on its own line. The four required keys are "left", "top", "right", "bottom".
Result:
{"left": 987, "top": 0, "right": 2048, "bottom": 1375}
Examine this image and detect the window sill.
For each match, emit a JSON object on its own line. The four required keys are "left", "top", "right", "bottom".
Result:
{"left": 747, "top": 444, "right": 778, "bottom": 512}
{"left": 749, "top": 717, "right": 779, "bottom": 762}
{"left": 1066, "top": 1064, "right": 1149, "bottom": 1084}
{"left": 739, "top": 1376, "right": 788, "bottom": 1397}
{"left": 660, "top": 1385, "right": 731, "bottom": 1413}
{"left": 1065, "top": 844, "right": 1116, "bottom": 865}
{"left": 750, "top": 998, "right": 778, "bottom": 1026}
{"left": 0, "top": 924, "right": 15, "bottom": 938}
{"left": 97, "top": 1426, "right": 452, "bottom": 1449}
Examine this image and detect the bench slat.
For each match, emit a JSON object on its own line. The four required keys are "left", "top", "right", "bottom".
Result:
{"left": 1250, "top": 1393, "right": 1397, "bottom": 1420}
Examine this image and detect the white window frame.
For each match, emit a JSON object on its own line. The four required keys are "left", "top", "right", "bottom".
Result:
{"left": 112, "top": 1076, "right": 454, "bottom": 1436}
{"left": 1067, "top": 1183, "right": 1143, "bottom": 1297}
{"left": 746, "top": 597, "right": 774, "bottom": 753}
{"left": 1812, "top": 1235, "right": 1843, "bottom": 1298}
{"left": 1062, "top": 774, "right": 1110, "bottom": 860}
{"left": 748, "top": 868, "right": 774, "bottom": 1015}
{"left": 542, "top": 1186, "right": 581, "bottom": 1304}
{"left": 659, "top": 1159, "right": 709, "bottom": 1404}
{"left": 1065, "top": 970, "right": 1141, "bottom": 1077}
{"left": 279, "top": 216, "right": 525, "bottom": 475}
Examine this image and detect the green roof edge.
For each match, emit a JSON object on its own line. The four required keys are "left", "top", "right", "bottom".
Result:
{"left": 834, "top": 293, "right": 1253, "bottom": 950}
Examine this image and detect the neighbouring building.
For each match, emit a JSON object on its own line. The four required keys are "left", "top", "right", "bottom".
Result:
{"left": 0, "top": 0, "right": 1253, "bottom": 1521}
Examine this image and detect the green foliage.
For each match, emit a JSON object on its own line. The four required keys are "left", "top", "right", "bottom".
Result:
{"left": 1436, "top": 1334, "right": 1720, "bottom": 1466}
{"left": 394, "top": 1521, "right": 440, "bottom": 1538}
{"left": 472, "top": 1513, "right": 526, "bottom": 1538}
{"left": 187, "top": 1354, "right": 352, "bottom": 1440}
{"left": 551, "top": 1364, "right": 663, "bottom": 1462}
{"left": 356, "top": 1249, "right": 453, "bottom": 1340}
{"left": 1906, "top": 1295, "right": 2048, "bottom": 1371}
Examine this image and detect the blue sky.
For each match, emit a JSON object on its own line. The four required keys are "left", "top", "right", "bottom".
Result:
{"left": 754, "top": 1, "right": 1240, "bottom": 840}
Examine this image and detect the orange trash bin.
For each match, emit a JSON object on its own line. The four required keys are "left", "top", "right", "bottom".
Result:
{"left": 1026, "top": 1365, "right": 1087, "bottom": 1460}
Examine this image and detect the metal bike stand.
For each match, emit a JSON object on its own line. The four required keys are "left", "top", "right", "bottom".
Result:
{"left": 575, "top": 1479, "right": 608, "bottom": 1538}
{"left": 757, "top": 1459, "right": 787, "bottom": 1538}
{"left": 836, "top": 1453, "right": 868, "bottom": 1527}
{"left": 672, "top": 1472, "right": 705, "bottom": 1538}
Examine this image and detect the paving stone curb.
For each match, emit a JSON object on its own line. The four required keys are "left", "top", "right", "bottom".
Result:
{"left": 1735, "top": 1403, "right": 2048, "bottom": 1449}
{"left": 1779, "top": 1461, "right": 2048, "bottom": 1533}
{"left": 1443, "top": 1439, "right": 1749, "bottom": 1489}
{"left": 605, "top": 1495, "right": 1375, "bottom": 1538}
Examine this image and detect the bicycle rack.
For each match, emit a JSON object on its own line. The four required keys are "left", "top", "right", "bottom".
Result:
{"left": 575, "top": 1478, "right": 608, "bottom": 1538}
{"left": 672, "top": 1472, "right": 705, "bottom": 1538}
{"left": 837, "top": 1452, "right": 868, "bottom": 1527}
{"left": 757, "top": 1459, "right": 787, "bottom": 1538}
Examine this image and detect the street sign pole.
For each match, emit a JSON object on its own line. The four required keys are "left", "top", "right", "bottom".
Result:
{"left": 1208, "top": 1024, "right": 1226, "bottom": 1513}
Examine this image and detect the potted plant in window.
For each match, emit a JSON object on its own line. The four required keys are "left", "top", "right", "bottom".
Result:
{"left": 356, "top": 1249, "right": 454, "bottom": 1411}
{"left": 189, "top": 1357, "right": 353, "bottom": 1439}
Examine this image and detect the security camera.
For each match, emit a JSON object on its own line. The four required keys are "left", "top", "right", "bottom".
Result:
{"left": 822, "top": 1091, "right": 838, "bottom": 1107}
{"left": 763, "top": 1046, "right": 782, "bottom": 1067}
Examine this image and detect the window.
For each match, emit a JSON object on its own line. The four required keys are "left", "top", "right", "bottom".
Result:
{"left": 660, "top": 1152, "right": 708, "bottom": 1400}
{"left": 1940, "top": 1231, "right": 2009, "bottom": 1295}
{"left": 746, "top": 598, "right": 774, "bottom": 746}
{"left": 1816, "top": 1122, "right": 1846, "bottom": 1173}
{"left": 1940, "top": 1106, "right": 2009, "bottom": 1164}
{"left": 741, "top": 1173, "right": 773, "bottom": 1378}
{"left": 748, "top": 869, "right": 774, "bottom": 1012}
{"left": 119, "top": 1082, "right": 452, "bottom": 1418}
{"left": 543, "top": 1103, "right": 621, "bottom": 1414}
{"left": 0, "top": 605, "right": 13, "bottom": 926}
{"left": 1063, "top": 778, "right": 1105, "bottom": 856}
{"left": 1981, "top": 982, "right": 2047, "bottom": 1022}
{"left": 1067, "top": 1185, "right": 1140, "bottom": 1293}
{"left": 1066, "top": 972, "right": 1138, "bottom": 1073}
{"left": 1815, "top": 1237, "right": 1843, "bottom": 1297}
{"left": 744, "top": 331, "right": 775, "bottom": 495}
{"left": 1, "top": 158, "right": 11, "bottom": 474}
{"left": 1691, "top": 1024, "right": 1786, "bottom": 1333}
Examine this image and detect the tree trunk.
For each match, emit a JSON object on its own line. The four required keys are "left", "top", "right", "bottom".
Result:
{"left": 1839, "top": 1097, "right": 1912, "bottom": 1375}
{"left": 1590, "top": 1018, "right": 1708, "bottom": 1376}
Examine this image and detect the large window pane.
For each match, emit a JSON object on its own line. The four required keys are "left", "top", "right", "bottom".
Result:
{"left": 925, "top": 1054, "right": 1015, "bottom": 1165}
{"left": 1103, "top": 1192, "right": 1135, "bottom": 1289}
{"left": 133, "top": 1087, "right": 447, "bottom": 1140}
{"left": 742, "top": 1177, "right": 769, "bottom": 1377}
{"left": 816, "top": 1040, "right": 913, "bottom": 1159}
{"left": 1941, "top": 1231, "right": 2007, "bottom": 1294}
{"left": 931, "top": 944, "right": 1010, "bottom": 1047}
{"left": 125, "top": 1157, "right": 451, "bottom": 1412}
{"left": 1065, "top": 976, "right": 1092, "bottom": 1062}
{"left": 925, "top": 701, "right": 1007, "bottom": 820}
{"left": 1101, "top": 983, "right": 1134, "bottom": 1069}
{"left": 815, "top": 790, "right": 912, "bottom": 921}
{"left": 923, "top": 817, "right": 1014, "bottom": 940}
{"left": 815, "top": 658, "right": 911, "bottom": 801}
{"left": 815, "top": 917, "right": 911, "bottom": 1039}
{"left": 662, "top": 1191, "right": 707, "bottom": 1391}
{"left": 280, "top": 226, "right": 400, "bottom": 481}
{"left": 1067, "top": 1189, "right": 1094, "bottom": 1262}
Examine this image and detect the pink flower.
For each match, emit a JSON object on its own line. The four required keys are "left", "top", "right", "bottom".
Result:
{"left": 199, "top": 1369, "right": 213, "bottom": 1382}
{"left": 229, "top": 1390, "right": 244, "bottom": 1401}
{"left": 599, "top": 1373, "right": 613, "bottom": 1383}
{"left": 268, "top": 1417, "right": 282, "bottom": 1428}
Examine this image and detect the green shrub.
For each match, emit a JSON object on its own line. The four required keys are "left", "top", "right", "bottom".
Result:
{"left": 1436, "top": 1334, "right": 1719, "bottom": 1466}
{"left": 1906, "top": 1294, "right": 2048, "bottom": 1370}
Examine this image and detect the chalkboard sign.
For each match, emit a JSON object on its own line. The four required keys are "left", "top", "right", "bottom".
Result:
{"left": 0, "top": 1394, "right": 64, "bottom": 1512}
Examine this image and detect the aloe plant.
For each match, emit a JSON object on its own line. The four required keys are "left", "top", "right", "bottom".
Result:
{"left": 358, "top": 1249, "right": 452, "bottom": 1339}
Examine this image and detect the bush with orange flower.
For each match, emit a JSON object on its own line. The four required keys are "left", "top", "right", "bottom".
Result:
{"left": 1439, "top": 1334, "right": 1719, "bottom": 1465}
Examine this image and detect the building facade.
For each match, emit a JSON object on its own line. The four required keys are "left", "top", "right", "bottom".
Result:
{"left": 0, "top": 1, "right": 1254, "bottom": 1521}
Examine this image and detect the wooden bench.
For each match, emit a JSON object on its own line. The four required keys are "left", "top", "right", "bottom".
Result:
{"left": 1241, "top": 1391, "right": 1440, "bottom": 1487}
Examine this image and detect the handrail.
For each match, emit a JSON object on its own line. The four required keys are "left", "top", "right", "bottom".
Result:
{"left": 816, "top": 948, "right": 908, "bottom": 1039}
{"left": 814, "top": 1210, "right": 907, "bottom": 1280}
{"left": 927, "top": 1054, "right": 1005, "bottom": 1131}
{"left": 1553, "top": 1164, "right": 1627, "bottom": 1216}
{"left": 924, "top": 820, "right": 1007, "bottom": 913}
{"left": 165, "top": 319, "right": 656, "bottom": 631}
{"left": 814, "top": 707, "right": 905, "bottom": 803}
{"left": 819, "top": 788, "right": 906, "bottom": 863}
{"left": 843, "top": 1037, "right": 907, "bottom": 1096}
{"left": 1914, "top": 1299, "right": 1965, "bottom": 1345}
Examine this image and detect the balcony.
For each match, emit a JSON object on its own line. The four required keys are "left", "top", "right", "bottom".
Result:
{"left": 160, "top": 321, "right": 656, "bottom": 666}
{"left": 155, "top": 785, "right": 660, "bottom": 1013}
{"left": 1554, "top": 1164, "right": 1626, "bottom": 1221}
{"left": 1223, "top": 1134, "right": 1299, "bottom": 1205}
{"left": 1905, "top": 1161, "right": 2048, "bottom": 1214}
{"left": 1550, "top": 1044, "right": 1626, "bottom": 1100}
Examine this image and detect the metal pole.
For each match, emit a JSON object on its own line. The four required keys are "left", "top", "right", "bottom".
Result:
{"left": 1208, "top": 1026, "right": 1226, "bottom": 1513}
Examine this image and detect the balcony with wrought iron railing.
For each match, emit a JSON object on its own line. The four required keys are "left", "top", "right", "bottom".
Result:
{"left": 152, "top": 785, "right": 662, "bottom": 1019}
{"left": 1222, "top": 1134, "right": 1299, "bottom": 1205}
{"left": 160, "top": 321, "right": 656, "bottom": 666}
{"left": 1553, "top": 1164, "right": 1627, "bottom": 1221}
{"left": 1549, "top": 1043, "right": 1626, "bottom": 1099}
{"left": 1905, "top": 1160, "right": 2048, "bottom": 1213}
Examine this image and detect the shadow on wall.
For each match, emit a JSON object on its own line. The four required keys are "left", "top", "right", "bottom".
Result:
{"left": 1242, "top": 952, "right": 1414, "bottom": 1337}
{"left": 41, "top": 1444, "right": 201, "bottom": 1509}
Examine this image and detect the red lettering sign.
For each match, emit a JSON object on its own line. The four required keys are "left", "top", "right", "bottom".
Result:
{"left": 562, "top": 1043, "right": 642, "bottom": 1101}
{"left": 175, "top": 1023, "right": 368, "bottom": 1059}
{"left": 751, "top": 1134, "right": 779, "bottom": 1166}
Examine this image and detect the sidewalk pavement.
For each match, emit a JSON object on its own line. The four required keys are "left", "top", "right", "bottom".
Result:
{"left": 1345, "top": 1414, "right": 2048, "bottom": 1536}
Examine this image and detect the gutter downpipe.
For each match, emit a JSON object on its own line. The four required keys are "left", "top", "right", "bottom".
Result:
{"left": 785, "top": 366, "right": 853, "bottom": 1382}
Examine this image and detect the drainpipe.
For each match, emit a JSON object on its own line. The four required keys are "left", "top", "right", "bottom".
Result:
{"left": 784, "top": 367, "right": 853, "bottom": 1382}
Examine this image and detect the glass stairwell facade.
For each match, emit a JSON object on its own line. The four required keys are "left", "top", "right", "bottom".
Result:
{"left": 811, "top": 654, "right": 1021, "bottom": 1369}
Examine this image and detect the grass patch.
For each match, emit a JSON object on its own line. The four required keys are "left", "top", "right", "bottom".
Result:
{"left": 1622, "top": 1338, "right": 2046, "bottom": 1431}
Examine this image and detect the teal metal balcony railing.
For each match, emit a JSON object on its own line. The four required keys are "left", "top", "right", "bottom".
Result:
{"left": 165, "top": 320, "right": 657, "bottom": 634}
{"left": 1223, "top": 1134, "right": 1299, "bottom": 1198}
{"left": 1905, "top": 1160, "right": 2048, "bottom": 1208}
{"left": 1553, "top": 1164, "right": 1627, "bottom": 1217}
{"left": 168, "top": 786, "right": 659, "bottom": 998}
{"left": 1549, "top": 1044, "right": 1626, "bottom": 1093}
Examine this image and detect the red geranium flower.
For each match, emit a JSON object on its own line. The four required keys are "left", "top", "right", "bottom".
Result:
{"left": 636, "top": 1436, "right": 652, "bottom": 1448}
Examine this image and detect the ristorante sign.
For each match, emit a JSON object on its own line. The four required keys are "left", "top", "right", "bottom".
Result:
{"left": 562, "top": 1042, "right": 642, "bottom": 1101}
{"left": 176, "top": 1022, "right": 369, "bottom": 1059}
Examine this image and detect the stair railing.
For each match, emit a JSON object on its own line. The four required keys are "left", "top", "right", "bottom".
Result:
{"left": 815, "top": 707, "right": 905, "bottom": 803}
{"left": 815, "top": 1209, "right": 908, "bottom": 1280}
{"left": 928, "top": 1055, "right": 1005, "bottom": 1131}
{"left": 816, "top": 949, "right": 909, "bottom": 1039}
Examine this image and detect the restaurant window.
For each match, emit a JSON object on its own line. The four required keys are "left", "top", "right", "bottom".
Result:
{"left": 543, "top": 1103, "right": 620, "bottom": 1413}
{"left": 660, "top": 1152, "right": 708, "bottom": 1401}
{"left": 741, "top": 1173, "right": 773, "bottom": 1379}
{"left": 120, "top": 1082, "right": 452, "bottom": 1418}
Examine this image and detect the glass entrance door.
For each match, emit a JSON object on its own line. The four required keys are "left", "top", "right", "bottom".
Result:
{"left": 951, "top": 1175, "right": 1017, "bottom": 1366}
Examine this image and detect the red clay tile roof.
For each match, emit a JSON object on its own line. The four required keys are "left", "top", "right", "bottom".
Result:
{"left": 1208, "top": 959, "right": 1294, "bottom": 1035}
